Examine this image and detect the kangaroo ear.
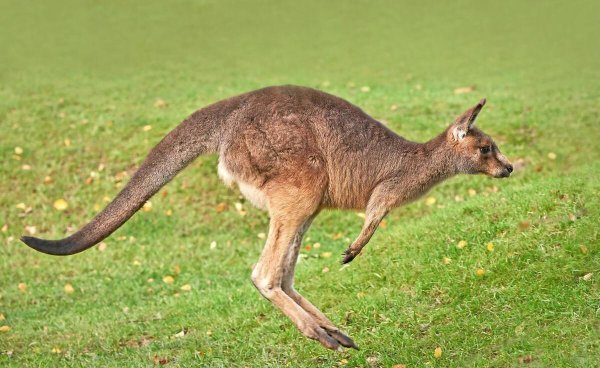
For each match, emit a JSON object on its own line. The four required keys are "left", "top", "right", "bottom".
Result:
{"left": 451, "top": 98, "right": 486, "bottom": 141}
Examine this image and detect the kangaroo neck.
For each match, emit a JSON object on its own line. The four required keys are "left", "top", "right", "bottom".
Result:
{"left": 388, "top": 132, "right": 458, "bottom": 194}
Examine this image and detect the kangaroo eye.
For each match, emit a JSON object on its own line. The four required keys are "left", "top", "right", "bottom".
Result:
{"left": 480, "top": 146, "right": 491, "bottom": 154}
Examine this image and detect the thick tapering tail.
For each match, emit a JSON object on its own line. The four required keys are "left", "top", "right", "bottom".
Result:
{"left": 21, "top": 107, "right": 223, "bottom": 256}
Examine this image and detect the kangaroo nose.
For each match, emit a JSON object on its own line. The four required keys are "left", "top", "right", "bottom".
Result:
{"left": 506, "top": 164, "right": 513, "bottom": 173}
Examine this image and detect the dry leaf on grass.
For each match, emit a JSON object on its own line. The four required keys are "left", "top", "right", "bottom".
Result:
{"left": 0, "top": 326, "right": 10, "bottom": 332}
{"left": 153, "top": 98, "right": 167, "bottom": 108}
{"left": 487, "top": 242, "right": 495, "bottom": 252}
{"left": 162, "top": 276, "right": 174, "bottom": 284}
{"left": 457, "top": 240, "right": 467, "bottom": 249}
{"left": 180, "top": 284, "right": 192, "bottom": 291}
{"left": 53, "top": 199, "right": 68, "bottom": 211}
{"left": 142, "top": 201, "right": 153, "bottom": 212}
{"left": 153, "top": 355, "right": 169, "bottom": 365}
{"left": 518, "top": 355, "right": 534, "bottom": 364}
{"left": 18, "top": 283, "right": 27, "bottom": 292}
{"left": 434, "top": 346, "right": 443, "bottom": 358}
{"left": 476, "top": 268, "right": 486, "bottom": 277}
{"left": 454, "top": 85, "right": 475, "bottom": 94}
{"left": 64, "top": 283, "right": 75, "bottom": 294}
{"left": 215, "top": 202, "right": 228, "bottom": 213}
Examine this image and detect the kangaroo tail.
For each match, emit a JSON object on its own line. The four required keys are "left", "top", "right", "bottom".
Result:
{"left": 21, "top": 105, "right": 225, "bottom": 256}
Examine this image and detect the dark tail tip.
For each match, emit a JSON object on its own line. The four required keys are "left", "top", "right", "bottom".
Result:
{"left": 20, "top": 236, "right": 77, "bottom": 256}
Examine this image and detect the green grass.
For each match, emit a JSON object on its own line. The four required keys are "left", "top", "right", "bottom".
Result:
{"left": 1, "top": 1, "right": 599, "bottom": 366}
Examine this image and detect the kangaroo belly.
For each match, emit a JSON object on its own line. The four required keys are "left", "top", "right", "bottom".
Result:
{"left": 218, "top": 160, "right": 269, "bottom": 210}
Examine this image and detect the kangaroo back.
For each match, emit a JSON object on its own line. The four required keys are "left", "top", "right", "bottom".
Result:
{"left": 21, "top": 98, "right": 237, "bottom": 255}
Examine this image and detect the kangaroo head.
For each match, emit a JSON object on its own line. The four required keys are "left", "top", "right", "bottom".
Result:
{"left": 446, "top": 99, "right": 513, "bottom": 178}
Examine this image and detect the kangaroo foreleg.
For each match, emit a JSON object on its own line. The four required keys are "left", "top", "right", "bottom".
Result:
{"left": 342, "top": 182, "right": 395, "bottom": 264}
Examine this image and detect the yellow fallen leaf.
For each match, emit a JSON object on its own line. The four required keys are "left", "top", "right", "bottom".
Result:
{"left": 14, "top": 146, "right": 23, "bottom": 155}
{"left": 457, "top": 240, "right": 467, "bottom": 249}
{"left": 425, "top": 196, "right": 436, "bottom": 206}
{"left": 142, "top": 201, "right": 152, "bottom": 212}
{"left": 582, "top": 273, "right": 593, "bottom": 281}
{"left": 18, "top": 283, "right": 27, "bottom": 292}
{"left": 360, "top": 86, "right": 370, "bottom": 92}
{"left": 164, "top": 209, "right": 173, "bottom": 216}
{"left": 356, "top": 212, "right": 366, "bottom": 219}
{"left": 547, "top": 152, "right": 557, "bottom": 160}
{"left": 313, "top": 242, "right": 321, "bottom": 249}
{"left": 476, "top": 268, "right": 486, "bottom": 277}
{"left": 163, "top": 276, "right": 174, "bottom": 284}
{"left": 53, "top": 198, "right": 69, "bottom": 211}
{"left": 434, "top": 346, "right": 443, "bottom": 358}
{"left": 322, "top": 267, "right": 330, "bottom": 273}
{"left": 1, "top": 224, "right": 7, "bottom": 233}
{"left": 143, "top": 125, "right": 152, "bottom": 131}
{"left": 442, "top": 257, "right": 451, "bottom": 265}
{"left": 215, "top": 202, "right": 228, "bottom": 213}
{"left": 0, "top": 313, "right": 5, "bottom": 320}
{"left": 44, "top": 175, "right": 53, "bottom": 184}
{"left": 180, "top": 284, "right": 192, "bottom": 291}
{"left": 64, "top": 138, "right": 71, "bottom": 147}
{"left": 257, "top": 232, "right": 266, "bottom": 239}
{"left": 52, "top": 347, "right": 61, "bottom": 354}
{"left": 98, "top": 242, "right": 107, "bottom": 252}
{"left": 390, "top": 104, "right": 398, "bottom": 111}
{"left": 22, "top": 164, "right": 31, "bottom": 171}
{"left": 16, "top": 203, "right": 27, "bottom": 210}
{"left": 210, "top": 241, "right": 217, "bottom": 250}
{"left": 0, "top": 325, "right": 10, "bottom": 332}
{"left": 453, "top": 85, "right": 475, "bottom": 94}
{"left": 64, "top": 283, "right": 75, "bottom": 294}
{"left": 468, "top": 188, "right": 477, "bottom": 197}
{"left": 206, "top": 330, "right": 212, "bottom": 336}
{"left": 174, "top": 265, "right": 181, "bottom": 274}
{"left": 579, "top": 245, "right": 588, "bottom": 254}
{"left": 321, "top": 252, "right": 333, "bottom": 258}
{"left": 486, "top": 242, "right": 494, "bottom": 252}
{"left": 154, "top": 98, "right": 167, "bottom": 108}
{"left": 25, "top": 225, "right": 36, "bottom": 235}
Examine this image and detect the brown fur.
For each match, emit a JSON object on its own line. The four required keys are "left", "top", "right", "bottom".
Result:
{"left": 21, "top": 85, "right": 512, "bottom": 350}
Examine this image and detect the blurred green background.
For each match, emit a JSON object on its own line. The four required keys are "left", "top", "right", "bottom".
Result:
{"left": 1, "top": 1, "right": 599, "bottom": 366}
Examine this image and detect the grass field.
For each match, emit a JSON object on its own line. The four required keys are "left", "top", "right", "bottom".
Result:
{"left": 1, "top": 1, "right": 599, "bottom": 366}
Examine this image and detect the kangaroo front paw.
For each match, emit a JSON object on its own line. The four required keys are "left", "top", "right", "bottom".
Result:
{"left": 341, "top": 248, "right": 357, "bottom": 264}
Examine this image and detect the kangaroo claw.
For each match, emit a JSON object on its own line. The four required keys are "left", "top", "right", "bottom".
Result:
{"left": 325, "top": 328, "right": 359, "bottom": 350}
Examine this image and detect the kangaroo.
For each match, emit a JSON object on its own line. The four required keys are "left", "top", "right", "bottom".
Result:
{"left": 21, "top": 85, "right": 512, "bottom": 350}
